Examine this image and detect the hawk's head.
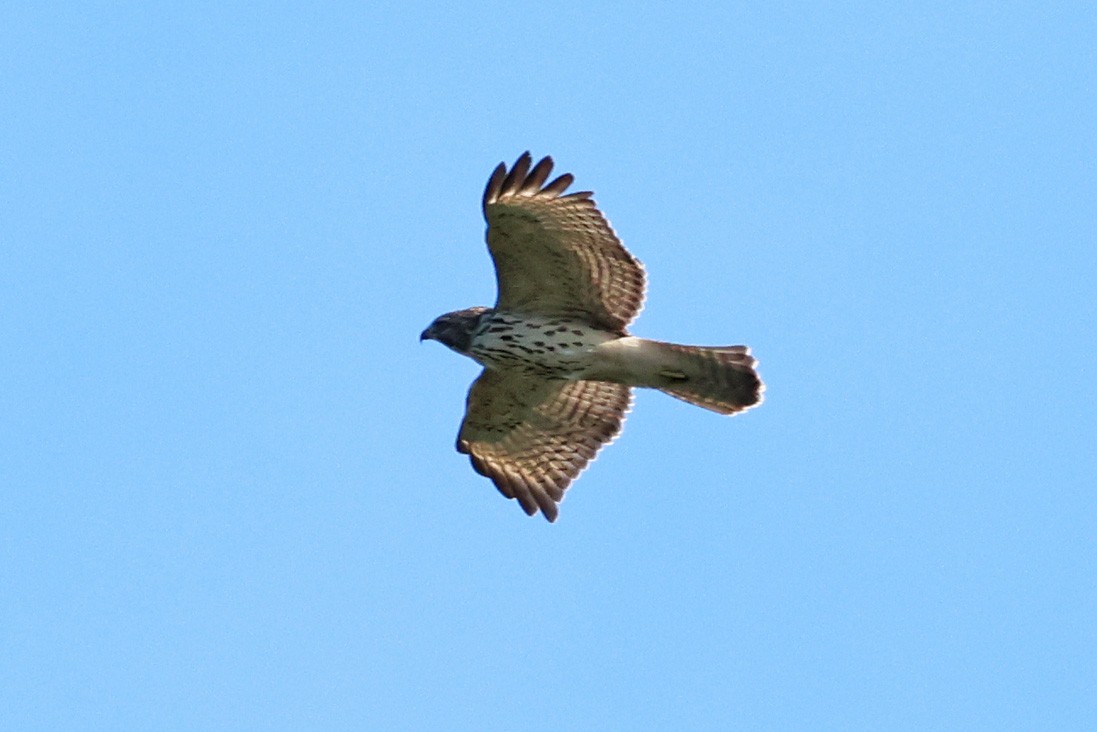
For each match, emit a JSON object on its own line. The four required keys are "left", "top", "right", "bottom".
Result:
{"left": 420, "top": 307, "right": 490, "bottom": 354}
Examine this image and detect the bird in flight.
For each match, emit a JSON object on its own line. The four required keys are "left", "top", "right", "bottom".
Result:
{"left": 422, "top": 153, "right": 763, "bottom": 521}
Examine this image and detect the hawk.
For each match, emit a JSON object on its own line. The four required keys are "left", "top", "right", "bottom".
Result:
{"left": 422, "top": 153, "right": 763, "bottom": 521}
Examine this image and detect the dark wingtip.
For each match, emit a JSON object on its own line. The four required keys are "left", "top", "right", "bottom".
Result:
{"left": 482, "top": 161, "right": 508, "bottom": 212}
{"left": 521, "top": 155, "right": 555, "bottom": 194}
{"left": 500, "top": 152, "right": 533, "bottom": 197}
{"left": 485, "top": 153, "right": 576, "bottom": 212}
{"left": 541, "top": 172, "right": 574, "bottom": 197}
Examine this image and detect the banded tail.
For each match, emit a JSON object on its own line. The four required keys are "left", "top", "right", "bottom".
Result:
{"left": 646, "top": 341, "right": 764, "bottom": 415}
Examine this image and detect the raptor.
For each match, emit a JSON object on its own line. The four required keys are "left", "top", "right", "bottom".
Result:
{"left": 422, "top": 153, "right": 763, "bottom": 521}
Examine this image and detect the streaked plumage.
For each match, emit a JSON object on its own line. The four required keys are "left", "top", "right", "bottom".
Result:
{"left": 422, "top": 153, "right": 763, "bottom": 521}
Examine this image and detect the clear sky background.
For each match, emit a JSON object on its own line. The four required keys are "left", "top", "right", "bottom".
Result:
{"left": 3, "top": 2, "right": 1095, "bottom": 729}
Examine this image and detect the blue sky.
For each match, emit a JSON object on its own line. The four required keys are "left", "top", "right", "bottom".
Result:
{"left": 3, "top": 2, "right": 1095, "bottom": 729}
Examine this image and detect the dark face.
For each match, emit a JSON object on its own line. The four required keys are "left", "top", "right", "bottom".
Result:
{"left": 420, "top": 307, "right": 489, "bottom": 354}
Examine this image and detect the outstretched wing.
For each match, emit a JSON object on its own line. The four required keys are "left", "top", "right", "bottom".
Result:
{"left": 483, "top": 152, "right": 646, "bottom": 334}
{"left": 457, "top": 369, "right": 632, "bottom": 522}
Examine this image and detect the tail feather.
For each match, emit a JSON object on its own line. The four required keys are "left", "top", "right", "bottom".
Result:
{"left": 650, "top": 342, "right": 764, "bottom": 415}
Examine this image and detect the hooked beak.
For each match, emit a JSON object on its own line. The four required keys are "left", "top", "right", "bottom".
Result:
{"left": 419, "top": 324, "right": 435, "bottom": 342}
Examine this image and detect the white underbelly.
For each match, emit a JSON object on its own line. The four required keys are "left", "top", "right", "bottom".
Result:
{"left": 470, "top": 315, "right": 617, "bottom": 378}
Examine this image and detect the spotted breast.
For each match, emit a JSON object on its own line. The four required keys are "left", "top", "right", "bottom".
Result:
{"left": 467, "top": 312, "right": 617, "bottom": 378}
